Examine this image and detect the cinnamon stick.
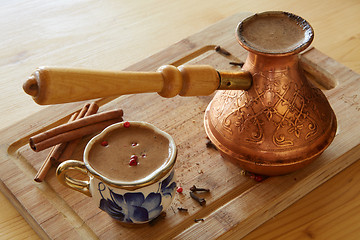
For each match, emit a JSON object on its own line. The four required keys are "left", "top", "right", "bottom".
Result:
{"left": 34, "top": 111, "right": 79, "bottom": 182}
{"left": 34, "top": 103, "right": 100, "bottom": 182}
{"left": 29, "top": 108, "right": 123, "bottom": 152}
{"left": 55, "top": 102, "right": 99, "bottom": 163}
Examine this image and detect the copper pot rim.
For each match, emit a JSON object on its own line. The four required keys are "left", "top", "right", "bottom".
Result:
{"left": 236, "top": 11, "right": 314, "bottom": 57}
{"left": 219, "top": 153, "right": 318, "bottom": 176}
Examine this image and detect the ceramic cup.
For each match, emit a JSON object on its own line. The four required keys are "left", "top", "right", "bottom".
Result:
{"left": 56, "top": 121, "right": 177, "bottom": 224}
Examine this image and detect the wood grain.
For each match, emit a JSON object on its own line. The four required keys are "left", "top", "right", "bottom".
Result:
{"left": 1, "top": 0, "right": 360, "bottom": 239}
{"left": 23, "top": 64, "right": 237, "bottom": 104}
{"left": 1, "top": 10, "right": 360, "bottom": 239}
{"left": 244, "top": 158, "right": 360, "bottom": 240}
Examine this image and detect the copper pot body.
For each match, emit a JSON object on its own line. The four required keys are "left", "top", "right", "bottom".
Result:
{"left": 204, "top": 12, "right": 337, "bottom": 176}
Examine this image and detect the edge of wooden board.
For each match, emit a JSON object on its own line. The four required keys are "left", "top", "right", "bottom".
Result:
{"left": 0, "top": 11, "right": 359, "bottom": 239}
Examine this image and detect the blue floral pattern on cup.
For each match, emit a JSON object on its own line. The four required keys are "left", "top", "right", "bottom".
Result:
{"left": 98, "top": 170, "right": 176, "bottom": 223}
{"left": 160, "top": 170, "right": 176, "bottom": 197}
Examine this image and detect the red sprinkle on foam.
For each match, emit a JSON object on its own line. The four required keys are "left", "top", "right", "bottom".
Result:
{"left": 124, "top": 121, "right": 131, "bottom": 128}
{"left": 129, "top": 159, "right": 137, "bottom": 166}
{"left": 176, "top": 187, "right": 183, "bottom": 193}
{"left": 101, "top": 141, "right": 108, "bottom": 146}
{"left": 130, "top": 155, "right": 138, "bottom": 161}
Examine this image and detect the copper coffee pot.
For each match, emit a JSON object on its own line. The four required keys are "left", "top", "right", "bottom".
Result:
{"left": 23, "top": 11, "right": 337, "bottom": 176}
{"left": 204, "top": 12, "right": 337, "bottom": 176}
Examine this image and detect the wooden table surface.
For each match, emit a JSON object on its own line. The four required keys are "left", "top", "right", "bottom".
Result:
{"left": 1, "top": 0, "right": 359, "bottom": 239}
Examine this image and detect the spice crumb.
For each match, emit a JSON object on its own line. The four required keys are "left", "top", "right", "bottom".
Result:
{"left": 206, "top": 140, "right": 217, "bottom": 150}
{"left": 177, "top": 207, "right": 188, "bottom": 212}
{"left": 229, "top": 61, "right": 244, "bottom": 67}
{"left": 215, "top": 45, "right": 231, "bottom": 56}
{"left": 194, "top": 218, "right": 205, "bottom": 222}
{"left": 241, "top": 170, "right": 268, "bottom": 182}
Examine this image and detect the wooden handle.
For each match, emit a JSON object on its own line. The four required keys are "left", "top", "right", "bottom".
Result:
{"left": 23, "top": 65, "right": 252, "bottom": 105}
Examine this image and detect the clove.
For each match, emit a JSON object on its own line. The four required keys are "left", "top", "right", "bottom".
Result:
{"left": 194, "top": 218, "right": 205, "bottom": 222}
{"left": 215, "top": 45, "right": 231, "bottom": 56}
{"left": 206, "top": 139, "right": 217, "bottom": 150}
{"left": 229, "top": 61, "right": 244, "bottom": 67}
{"left": 190, "top": 191, "right": 206, "bottom": 206}
{"left": 190, "top": 185, "right": 210, "bottom": 192}
{"left": 177, "top": 207, "right": 188, "bottom": 212}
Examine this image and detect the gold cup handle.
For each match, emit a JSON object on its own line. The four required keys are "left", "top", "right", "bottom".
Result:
{"left": 56, "top": 160, "right": 92, "bottom": 197}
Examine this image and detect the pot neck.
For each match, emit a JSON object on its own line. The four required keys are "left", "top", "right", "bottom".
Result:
{"left": 243, "top": 52, "right": 299, "bottom": 72}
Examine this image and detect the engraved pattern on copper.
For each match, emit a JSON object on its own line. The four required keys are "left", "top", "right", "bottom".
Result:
{"left": 214, "top": 67, "right": 320, "bottom": 147}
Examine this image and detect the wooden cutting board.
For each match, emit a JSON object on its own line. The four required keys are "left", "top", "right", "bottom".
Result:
{"left": 1, "top": 12, "right": 359, "bottom": 239}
